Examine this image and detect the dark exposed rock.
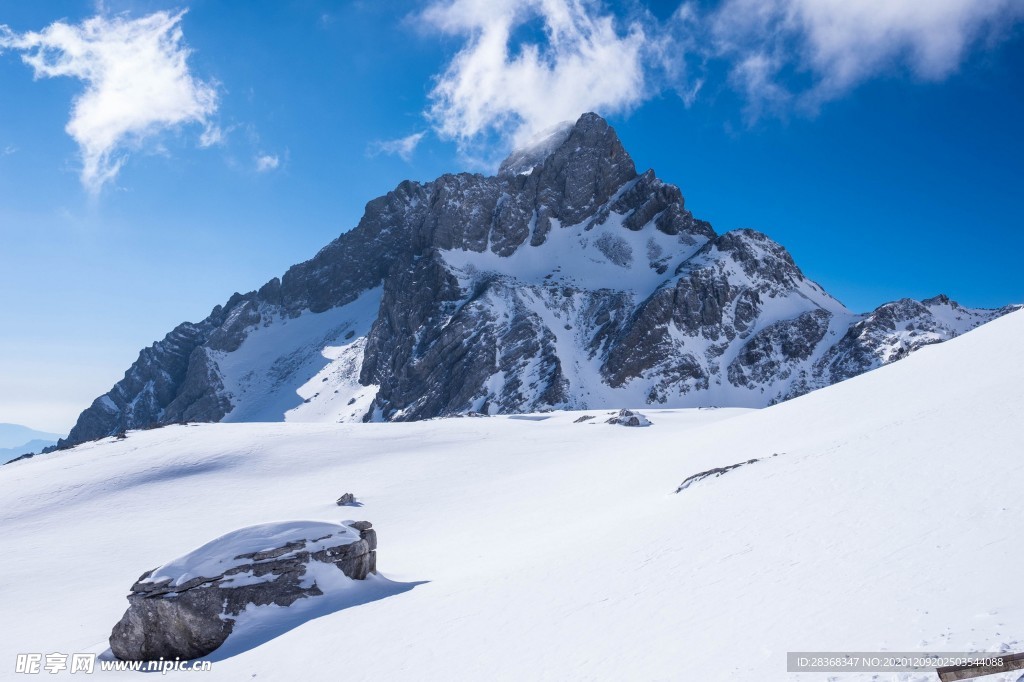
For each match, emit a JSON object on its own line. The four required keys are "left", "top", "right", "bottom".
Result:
{"left": 675, "top": 454, "right": 780, "bottom": 493}
{"left": 4, "top": 451, "right": 38, "bottom": 464}
{"left": 58, "top": 319, "right": 222, "bottom": 448}
{"left": 109, "top": 521, "right": 377, "bottom": 661}
{"left": 336, "top": 493, "right": 357, "bottom": 506}
{"left": 728, "top": 310, "right": 831, "bottom": 388}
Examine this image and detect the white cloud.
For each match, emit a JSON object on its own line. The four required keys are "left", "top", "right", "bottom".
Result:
{"left": 255, "top": 154, "right": 280, "bottom": 172}
{"left": 0, "top": 11, "right": 217, "bottom": 193}
{"left": 422, "top": 0, "right": 654, "bottom": 150}
{"left": 417, "top": 0, "right": 1024, "bottom": 135}
{"left": 727, "top": 52, "right": 791, "bottom": 120}
{"left": 368, "top": 131, "right": 426, "bottom": 161}
{"left": 711, "top": 0, "right": 1024, "bottom": 114}
{"left": 198, "top": 124, "right": 226, "bottom": 148}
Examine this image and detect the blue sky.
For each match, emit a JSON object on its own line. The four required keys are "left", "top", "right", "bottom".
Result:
{"left": 1, "top": 0, "right": 1022, "bottom": 432}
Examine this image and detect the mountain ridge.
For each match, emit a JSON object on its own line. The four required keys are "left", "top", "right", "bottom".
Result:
{"left": 54, "top": 113, "right": 1020, "bottom": 449}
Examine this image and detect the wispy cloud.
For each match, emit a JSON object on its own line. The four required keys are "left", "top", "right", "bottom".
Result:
{"left": 368, "top": 131, "right": 426, "bottom": 162}
{"left": 710, "top": 0, "right": 1024, "bottom": 116}
{"left": 198, "top": 124, "right": 226, "bottom": 148}
{"left": 255, "top": 153, "right": 280, "bottom": 172}
{"left": 0, "top": 10, "right": 217, "bottom": 193}
{"left": 421, "top": 0, "right": 656, "bottom": 151}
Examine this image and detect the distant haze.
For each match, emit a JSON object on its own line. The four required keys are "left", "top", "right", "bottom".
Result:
{"left": 0, "top": 423, "right": 63, "bottom": 449}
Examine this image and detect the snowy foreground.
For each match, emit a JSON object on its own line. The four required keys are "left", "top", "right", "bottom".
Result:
{"left": 2, "top": 312, "right": 1023, "bottom": 681}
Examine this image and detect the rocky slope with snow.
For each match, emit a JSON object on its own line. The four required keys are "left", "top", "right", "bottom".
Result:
{"left": 57, "top": 113, "right": 1018, "bottom": 448}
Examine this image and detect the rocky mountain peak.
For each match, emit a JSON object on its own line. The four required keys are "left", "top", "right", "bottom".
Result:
{"left": 498, "top": 121, "right": 575, "bottom": 176}
{"left": 48, "top": 114, "right": 1020, "bottom": 451}
{"left": 499, "top": 112, "right": 635, "bottom": 181}
{"left": 922, "top": 293, "right": 955, "bottom": 307}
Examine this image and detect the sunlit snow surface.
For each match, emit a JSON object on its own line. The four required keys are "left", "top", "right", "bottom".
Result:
{"left": 2, "top": 312, "right": 1022, "bottom": 680}
{"left": 143, "top": 520, "right": 360, "bottom": 587}
{"left": 212, "top": 287, "right": 382, "bottom": 423}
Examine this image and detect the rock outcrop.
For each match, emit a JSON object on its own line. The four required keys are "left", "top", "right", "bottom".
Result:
{"left": 674, "top": 454, "right": 779, "bottom": 493}
{"left": 605, "top": 409, "right": 651, "bottom": 427}
{"left": 55, "top": 113, "right": 1020, "bottom": 449}
{"left": 109, "top": 520, "right": 377, "bottom": 661}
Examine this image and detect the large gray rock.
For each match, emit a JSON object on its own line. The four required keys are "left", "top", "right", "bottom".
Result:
{"left": 109, "top": 520, "right": 377, "bottom": 661}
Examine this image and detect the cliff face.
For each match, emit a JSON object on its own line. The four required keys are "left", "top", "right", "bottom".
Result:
{"left": 58, "top": 113, "right": 1018, "bottom": 448}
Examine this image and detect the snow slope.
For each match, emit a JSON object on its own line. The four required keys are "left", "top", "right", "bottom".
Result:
{"left": 212, "top": 287, "right": 382, "bottom": 423}
{"left": 2, "top": 311, "right": 1022, "bottom": 680}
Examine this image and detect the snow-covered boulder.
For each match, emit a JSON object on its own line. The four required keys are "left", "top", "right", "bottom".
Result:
{"left": 109, "top": 520, "right": 377, "bottom": 661}
{"left": 605, "top": 409, "right": 651, "bottom": 427}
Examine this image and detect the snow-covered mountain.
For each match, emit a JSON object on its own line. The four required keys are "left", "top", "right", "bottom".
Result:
{"left": 4, "top": 309, "right": 1022, "bottom": 680}
{"left": 57, "top": 113, "right": 1018, "bottom": 449}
